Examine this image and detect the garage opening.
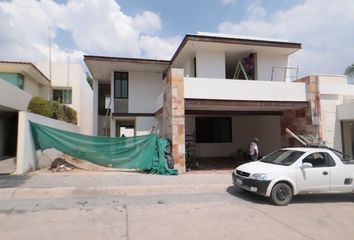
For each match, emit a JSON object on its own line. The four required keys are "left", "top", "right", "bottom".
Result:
{"left": 0, "top": 111, "right": 18, "bottom": 174}
{"left": 185, "top": 114, "right": 283, "bottom": 171}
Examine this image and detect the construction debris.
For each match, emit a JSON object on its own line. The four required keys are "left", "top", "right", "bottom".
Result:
{"left": 49, "top": 158, "right": 76, "bottom": 172}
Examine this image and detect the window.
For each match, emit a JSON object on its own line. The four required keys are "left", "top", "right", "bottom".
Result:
{"left": 196, "top": 117, "right": 232, "bottom": 143}
{"left": 53, "top": 88, "right": 72, "bottom": 104}
{"left": 114, "top": 72, "right": 128, "bottom": 99}
{"left": 0, "top": 73, "right": 24, "bottom": 89}
{"left": 98, "top": 84, "right": 110, "bottom": 115}
{"left": 303, "top": 152, "right": 336, "bottom": 168}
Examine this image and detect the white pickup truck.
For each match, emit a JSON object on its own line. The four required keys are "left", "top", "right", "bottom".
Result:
{"left": 232, "top": 147, "right": 354, "bottom": 206}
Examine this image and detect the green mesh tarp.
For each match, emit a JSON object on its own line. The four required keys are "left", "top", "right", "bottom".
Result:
{"left": 30, "top": 121, "right": 178, "bottom": 175}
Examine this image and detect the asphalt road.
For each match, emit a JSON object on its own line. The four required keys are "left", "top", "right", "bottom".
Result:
{"left": 0, "top": 172, "right": 354, "bottom": 240}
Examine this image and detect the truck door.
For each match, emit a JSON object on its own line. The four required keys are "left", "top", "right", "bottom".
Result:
{"left": 296, "top": 152, "right": 331, "bottom": 193}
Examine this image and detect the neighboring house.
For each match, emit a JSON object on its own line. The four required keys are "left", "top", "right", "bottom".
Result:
{"left": 36, "top": 63, "right": 93, "bottom": 135}
{"left": 0, "top": 61, "right": 51, "bottom": 159}
{"left": 85, "top": 32, "right": 354, "bottom": 173}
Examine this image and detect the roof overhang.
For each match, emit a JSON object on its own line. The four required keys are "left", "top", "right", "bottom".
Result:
{"left": 84, "top": 55, "right": 170, "bottom": 82}
{"left": 0, "top": 61, "right": 50, "bottom": 85}
{"left": 171, "top": 34, "right": 302, "bottom": 68}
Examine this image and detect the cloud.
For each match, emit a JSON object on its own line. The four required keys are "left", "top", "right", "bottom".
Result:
{"left": 0, "top": 0, "right": 179, "bottom": 64}
{"left": 221, "top": 0, "right": 236, "bottom": 6}
{"left": 132, "top": 11, "right": 161, "bottom": 34}
{"left": 139, "top": 35, "right": 181, "bottom": 59}
{"left": 218, "top": 0, "right": 354, "bottom": 76}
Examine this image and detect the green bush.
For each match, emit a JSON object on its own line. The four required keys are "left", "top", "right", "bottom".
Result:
{"left": 28, "top": 96, "right": 52, "bottom": 117}
{"left": 51, "top": 101, "right": 60, "bottom": 119}
{"left": 57, "top": 104, "right": 77, "bottom": 125}
{"left": 28, "top": 97, "right": 78, "bottom": 125}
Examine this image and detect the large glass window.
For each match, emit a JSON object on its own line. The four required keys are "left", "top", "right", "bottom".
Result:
{"left": 196, "top": 117, "right": 232, "bottom": 143}
{"left": 114, "top": 72, "right": 128, "bottom": 99}
{"left": 0, "top": 73, "right": 24, "bottom": 89}
{"left": 53, "top": 88, "right": 72, "bottom": 104}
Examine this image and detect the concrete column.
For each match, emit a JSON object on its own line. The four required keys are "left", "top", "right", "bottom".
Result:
{"left": 281, "top": 76, "right": 322, "bottom": 146}
{"left": 163, "top": 68, "right": 186, "bottom": 173}
{"left": 92, "top": 79, "right": 98, "bottom": 135}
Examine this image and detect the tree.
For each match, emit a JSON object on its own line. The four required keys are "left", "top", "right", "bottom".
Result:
{"left": 345, "top": 63, "right": 354, "bottom": 76}
{"left": 345, "top": 63, "right": 354, "bottom": 84}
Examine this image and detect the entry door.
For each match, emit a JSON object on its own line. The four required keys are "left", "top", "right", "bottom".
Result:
{"left": 296, "top": 152, "right": 331, "bottom": 193}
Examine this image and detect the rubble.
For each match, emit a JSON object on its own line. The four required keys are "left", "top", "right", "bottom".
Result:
{"left": 49, "top": 158, "right": 76, "bottom": 172}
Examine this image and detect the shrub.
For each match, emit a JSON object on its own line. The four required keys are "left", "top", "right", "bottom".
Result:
{"left": 57, "top": 104, "right": 77, "bottom": 125}
{"left": 51, "top": 101, "right": 60, "bottom": 120}
{"left": 28, "top": 96, "right": 52, "bottom": 118}
{"left": 28, "top": 97, "right": 78, "bottom": 125}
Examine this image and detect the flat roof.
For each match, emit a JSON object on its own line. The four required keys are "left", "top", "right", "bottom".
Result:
{"left": 85, "top": 32, "right": 302, "bottom": 78}
{"left": 84, "top": 55, "right": 170, "bottom": 81}
{"left": 0, "top": 60, "right": 51, "bottom": 85}
{"left": 171, "top": 33, "right": 302, "bottom": 65}
{"left": 84, "top": 55, "right": 170, "bottom": 65}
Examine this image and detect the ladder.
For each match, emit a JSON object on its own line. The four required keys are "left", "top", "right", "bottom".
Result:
{"left": 233, "top": 60, "right": 249, "bottom": 80}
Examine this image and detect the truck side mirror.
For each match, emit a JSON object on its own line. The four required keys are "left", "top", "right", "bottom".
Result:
{"left": 301, "top": 162, "right": 313, "bottom": 169}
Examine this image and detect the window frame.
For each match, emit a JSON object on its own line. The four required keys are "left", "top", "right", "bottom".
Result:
{"left": 114, "top": 72, "right": 129, "bottom": 99}
{"left": 52, "top": 88, "right": 72, "bottom": 104}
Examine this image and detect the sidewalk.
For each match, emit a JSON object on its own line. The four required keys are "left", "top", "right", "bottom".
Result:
{"left": 0, "top": 170, "right": 233, "bottom": 200}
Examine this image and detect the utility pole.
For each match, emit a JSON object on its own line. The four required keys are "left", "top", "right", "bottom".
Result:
{"left": 48, "top": 26, "right": 52, "bottom": 84}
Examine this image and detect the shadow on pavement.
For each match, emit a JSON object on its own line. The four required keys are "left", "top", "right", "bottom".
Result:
{"left": 291, "top": 193, "right": 354, "bottom": 204}
{"left": 226, "top": 186, "right": 269, "bottom": 205}
{"left": 227, "top": 185, "right": 354, "bottom": 205}
{"left": 0, "top": 175, "right": 30, "bottom": 188}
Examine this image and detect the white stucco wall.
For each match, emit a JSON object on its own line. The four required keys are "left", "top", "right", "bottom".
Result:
{"left": 128, "top": 72, "right": 163, "bottom": 113}
{"left": 317, "top": 74, "right": 354, "bottom": 149}
{"left": 23, "top": 76, "right": 41, "bottom": 97}
{"left": 185, "top": 115, "right": 282, "bottom": 158}
{"left": 16, "top": 111, "right": 80, "bottom": 174}
{"left": 92, "top": 79, "right": 99, "bottom": 135}
{"left": 196, "top": 50, "right": 226, "bottom": 78}
{"left": 36, "top": 63, "right": 93, "bottom": 135}
{"left": 135, "top": 117, "right": 157, "bottom": 136}
{"left": 0, "top": 79, "right": 32, "bottom": 111}
{"left": 320, "top": 94, "right": 343, "bottom": 147}
{"left": 257, "top": 52, "right": 289, "bottom": 81}
{"left": 184, "top": 77, "right": 307, "bottom": 101}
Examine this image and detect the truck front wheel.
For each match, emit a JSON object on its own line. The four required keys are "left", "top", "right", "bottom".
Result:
{"left": 270, "top": 183, "right": 293, "bottom": 206}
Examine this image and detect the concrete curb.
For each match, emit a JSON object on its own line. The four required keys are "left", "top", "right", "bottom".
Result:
{"left": 0, "top": 184, "right": 232, "bottom": 200}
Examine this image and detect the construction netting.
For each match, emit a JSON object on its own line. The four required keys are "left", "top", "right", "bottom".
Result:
{"left": 30, "top": 121, "right": 178, "bottom": 175}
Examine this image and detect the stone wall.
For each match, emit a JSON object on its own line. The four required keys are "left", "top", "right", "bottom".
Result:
{"left": 163, "top": 68, "right": 186, "bottom": 173}
{"left": 281, "top": 76, "right": 322, "bottom": 146}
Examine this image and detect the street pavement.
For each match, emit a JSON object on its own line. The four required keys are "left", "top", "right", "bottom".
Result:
{"left": 1, "top": 171, "right": 354, "bottom": 240}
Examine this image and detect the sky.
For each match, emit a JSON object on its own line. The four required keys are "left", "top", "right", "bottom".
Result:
{"left": 0, "top": 0, "right": 353, "bottom": 77}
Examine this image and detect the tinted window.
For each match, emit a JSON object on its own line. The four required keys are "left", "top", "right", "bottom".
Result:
{"left": 196, "top": 117, "right": 232, "bottom": 143}
{"left": 303, "top": 152, "right": 336, "bottom": 167}
{"left": 114, "top": 72, "right": 128, "bottom": 99}
{"left": 261, "top": 150, "right": 304, "bottom": 166}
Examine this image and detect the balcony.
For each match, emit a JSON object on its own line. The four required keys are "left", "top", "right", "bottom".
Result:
{"left": 184, "top": 77, "right": 307, "bottom": 102}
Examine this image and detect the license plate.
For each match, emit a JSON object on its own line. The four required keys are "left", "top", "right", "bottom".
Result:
{"left": 236, "top": 179, "right": 242, "bottom": 185}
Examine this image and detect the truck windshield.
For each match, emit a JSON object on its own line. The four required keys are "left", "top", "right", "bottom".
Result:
{"left": 260, "top": 150, "right": 304, "bottom": 166}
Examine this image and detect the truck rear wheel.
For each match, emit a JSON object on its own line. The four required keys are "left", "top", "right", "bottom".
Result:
{"left": 270, "top": 183, "right": 292, "bottom": 206}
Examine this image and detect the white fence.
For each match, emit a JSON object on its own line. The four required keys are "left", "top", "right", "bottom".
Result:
{"left": 16, "top": 111, "right": 80, "bottom": 174}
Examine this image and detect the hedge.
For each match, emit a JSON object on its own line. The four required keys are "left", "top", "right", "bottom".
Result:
{"left": 28, "top": 97, "right": 77, "bottom": 125}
